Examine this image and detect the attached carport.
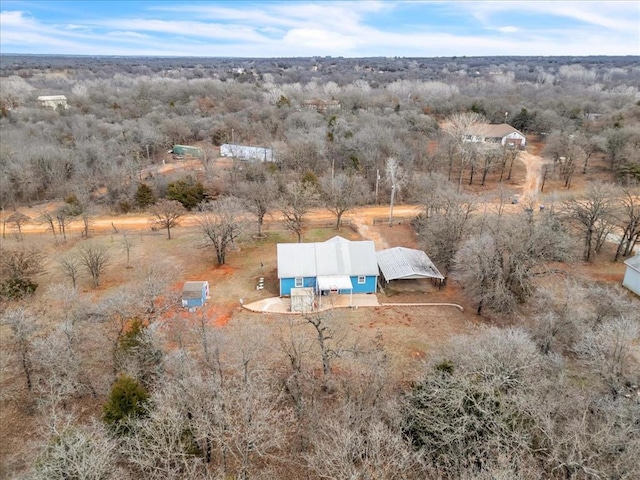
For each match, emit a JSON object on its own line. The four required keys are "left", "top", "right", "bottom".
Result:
{"left": 376, "top": 247, "right": 444, "bottom": 287}
{"left": 316, "top": 275, "right": 353, "bottom": 307}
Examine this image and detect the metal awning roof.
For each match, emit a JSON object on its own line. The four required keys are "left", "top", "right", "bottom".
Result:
{"left": 316, "top": 275, "right": 353, "bottom": 291}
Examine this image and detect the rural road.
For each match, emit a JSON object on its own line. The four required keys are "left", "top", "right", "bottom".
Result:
{"left": 12, "top": 203, "right": 424, "bottom": 236}
{"left": 6, "top": 152, "right": 543, "bottom": 239}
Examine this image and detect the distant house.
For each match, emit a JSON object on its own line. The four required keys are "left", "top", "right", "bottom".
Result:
{"left": 277, "top": 236, "right": 378, "bottom": 303}
{"left": 622, "top": 255, "right": 640, "bottom": 296}
{"left": 377, "top": 247, "right": 444, "bottom": 285}
{"left": 182, "top": 281, "right": 210, "bottom": 309}
{"left": 220, "top": 144, "right": 274, "bottom": 162}
{"left": 37, "top": 95, "right": 68, "bottom": 109}
{"left": 465, "top": 123, "right": 526, "bottom": 149}
{"left": 302, "top": 99, "right": 341, "bottom": 112}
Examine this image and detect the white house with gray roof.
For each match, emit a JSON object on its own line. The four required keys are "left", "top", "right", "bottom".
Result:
{"left": 465, "top": 123, "right": 526, "bottom": 148}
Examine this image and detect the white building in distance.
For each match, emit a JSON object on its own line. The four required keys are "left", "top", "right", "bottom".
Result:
{"left": 220, "top": 144, "right": 274, "bottom": 162}
{"left": 37, "top": 95, "right": 68, "bottom": 109}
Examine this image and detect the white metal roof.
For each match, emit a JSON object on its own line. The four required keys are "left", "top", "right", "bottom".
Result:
{"left": 37, "top": 95, "right": 67, "bottom": 101}
{"left": 377, "top": 247, "right": 444, "bottom": 281}
{"left": 277, "top": 236, "right": 378, "bottom": 279}
{"left": 624, "top": 254, "right": 640, "bottom": 273}
{"left": 220, "top": 144, "right": 274, "bottom": 162}
{"left": 317, "top": 275, "right": 353, "bottom": 291}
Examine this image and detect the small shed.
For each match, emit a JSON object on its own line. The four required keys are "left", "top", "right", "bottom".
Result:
{"left": 182, "top": 281, "right": 210, "bottom": 308}
{"left": 291, "top": 287, "right": 314, "bottom": 313}
{"left": 377, "top": 247, "right": 444, "bottom": 285}
{"left": 622, "top": 255, "right": 640, "bottom": 296}
{"left": 171, "top": 145, "right": 202, "bottom": 158}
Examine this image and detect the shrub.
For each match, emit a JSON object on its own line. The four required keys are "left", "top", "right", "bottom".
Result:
{"left": 103, "top": 374, "right": 149, "bottom": 435}
{"left": 135, "top": 183, "right": 156, "bottom": 208}
{"left": 166, "top": 176, "right": 204, "bottom": 210}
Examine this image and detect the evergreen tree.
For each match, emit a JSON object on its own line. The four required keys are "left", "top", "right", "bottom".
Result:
{"left": 103, "top": 374, "right": 149, "bottom": 435}
{"left": 135, "top": 183, "right": 156, "bottom": 209}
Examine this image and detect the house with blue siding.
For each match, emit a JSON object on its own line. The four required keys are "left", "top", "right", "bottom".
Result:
{"left": 277, "top": 236, "right": 378, "bottom": 302}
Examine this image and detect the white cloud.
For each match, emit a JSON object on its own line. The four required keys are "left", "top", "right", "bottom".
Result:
{"left": 464, "top": 1, "right": 639, "bottom": 35}
{"left": 497, "top": 26, "right": 519, "bottom": 33}
{"left": 282, "top": 28, "right": 357, "bottom": 50}
{"left": 0, "top": 1, "right": 637, "bottom": 57}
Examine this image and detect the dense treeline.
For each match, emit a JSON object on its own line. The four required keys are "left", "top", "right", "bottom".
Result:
{"left": 1, "top": 56, "right": 639, "bottom": 478}
{"left": 1, "top": 55, "right": 639, "bottom": 210}
{"left": 1, "top": 281, "right": 638, "bottom": 479}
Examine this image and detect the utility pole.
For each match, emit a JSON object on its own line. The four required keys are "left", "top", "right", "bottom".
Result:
{"left": 385, "top": 158, "right": 400, "bottom": 227}
{"left": 387, "top": 160, "right": 398, "bottom": 227}
{"left": 375, "top": 169, "right": 380, "bottom": 205}
{"left": 388, "top": 184, "right": 396, "bottom": 227}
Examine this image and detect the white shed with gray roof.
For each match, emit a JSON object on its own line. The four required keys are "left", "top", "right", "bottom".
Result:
{"left": 377, "top": 247, "right": 444, "bottom": 283}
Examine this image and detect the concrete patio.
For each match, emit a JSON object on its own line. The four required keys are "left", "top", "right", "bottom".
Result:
{"left": 243, "top": 293, "right": 380, "bottom": 314}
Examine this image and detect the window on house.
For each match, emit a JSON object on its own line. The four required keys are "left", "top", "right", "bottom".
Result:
{"left": 295, "top": 277, "right": 303, "bottom": 288}
{"left": 357, "top": 276, "right": 366, "bottom": 284}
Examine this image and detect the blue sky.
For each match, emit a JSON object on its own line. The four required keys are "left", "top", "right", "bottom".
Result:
{"left": 1, "top": 1, "right": 638, "bottom": 57}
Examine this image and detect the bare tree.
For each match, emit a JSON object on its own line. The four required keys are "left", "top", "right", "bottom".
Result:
{"left": 198, "top": 197, "right": 246, "bottom": 265}
{"left": 78, "top": 243, "right": 110, "bottom": 288}
{"left": 121, "top": 400, "right": 207, "bottom": 479}
{"left": 6, "top": 212, "right": 29, "bottom": 241}
{"left": 403, "top": 328, "right": 549, "bottom": 477}
{"left": 385, "top": 157, "right": 407, "bottom": 227}
{"left": 121, "top": 231, "right": 135, "bottom": 268}
{"left": 613, "top": 185, "right": 640, "bottom": 261}
{"left": 1, "top": 307, "right": 38, "bottom": 392}
{"left": 479, "top": 144, "right": 501, "bottom": 186}
{"left": 574, "top": 316, "right": 639, "bottom": 395}
{"left": 55, "top": 207, "right": 74, "bottom": 242}
{"left": 444, "top": 112, "right": 487, "bottom": 189}
{"left": 38, "top": 210, "right": 58, "bottom": 242}
{"left": 29, "top": 420, "right": 120, "bottom": 480}
{"left": 59, "top": 255, "right": 81, "bottom": 289}
{"left": 150, "top": 199, "right": 186, "bottom": 240}
{"left": 281, "top": 180, "right": 319, "bottom": 242}
{"left": 319, "top": 172, "right": 370, "bottom": 229}
{"left": 415, "top": 178, "right": 477, "bottom": 274}
{"left": 239, "top": 174, "right": 279, "bottom": 237}
{"left": 0, "top": 246, "right": 45, "bottom": 298}
{"left": 137, "top": 262, "right": 178, "bottom": 316}
{"left": 562, "top": 182, "right": 616, "bottom": 261}
{"left": 306, "top": 407, "right": 420, "bottom": 479}
{"left": 74, "top": 189, "right": 95, "bottom": 239}
{"left": 33, "top": 320, "right": 98, "bottom": 406}
{"left": 454, "top": 212, "right": 573, "bottom": 314}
